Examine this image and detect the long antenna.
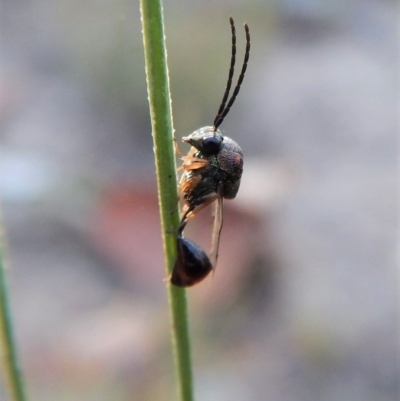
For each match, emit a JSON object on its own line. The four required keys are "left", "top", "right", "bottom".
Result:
{"left": 213, "top": 17, "right": 236, "bottom": 129}
{"left": 213, "top": 21, "right": 250, "bottom": 131}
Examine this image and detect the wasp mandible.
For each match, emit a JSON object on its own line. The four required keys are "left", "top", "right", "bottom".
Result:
{"left": 170, "top": 17, "right": 250, "bottom": 287}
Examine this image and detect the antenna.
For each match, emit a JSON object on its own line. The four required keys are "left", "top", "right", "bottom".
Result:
{"left": 213, "top": 20, "right": 250, "bottom": 131}
{"left": 213, "top": 17, "right": 236, "bottom": 129}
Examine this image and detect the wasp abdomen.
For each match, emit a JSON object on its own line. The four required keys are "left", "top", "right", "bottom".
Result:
{"left": 171, "top": 235, "right": 213, "bottom": 287}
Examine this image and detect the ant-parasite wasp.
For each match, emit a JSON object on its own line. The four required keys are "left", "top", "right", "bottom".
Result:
{"left": 170, "top": 17, "right": 250, "bottom": 287}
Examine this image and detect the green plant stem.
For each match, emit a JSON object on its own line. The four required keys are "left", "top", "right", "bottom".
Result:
{"left": 139, "top": 1, "right": 194, "bottom": 401}
{"left": 0, "top": 234, "right": 27, "bottom": 401}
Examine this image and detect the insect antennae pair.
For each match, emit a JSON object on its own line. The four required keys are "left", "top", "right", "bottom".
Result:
{"left": 213, "top": 18, "right": 251, "bottom": 131}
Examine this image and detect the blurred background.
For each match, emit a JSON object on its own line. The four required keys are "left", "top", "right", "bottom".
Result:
{"left": 1, "top": 0, "right": 398, "bottom": 400}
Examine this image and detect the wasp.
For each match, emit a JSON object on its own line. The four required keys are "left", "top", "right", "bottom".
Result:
{"left": 170, "top": 17, "right": 250, "bottom": 287}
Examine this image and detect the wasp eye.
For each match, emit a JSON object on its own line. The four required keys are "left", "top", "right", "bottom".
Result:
{"left": 202, "top": 136, "right": 221, "bottom": 154}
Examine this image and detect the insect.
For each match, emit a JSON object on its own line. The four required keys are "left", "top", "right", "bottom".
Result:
{"left": 170, "top": 17, "right": 250, "bottom": 287}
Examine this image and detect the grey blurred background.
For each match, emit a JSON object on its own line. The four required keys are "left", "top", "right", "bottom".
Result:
{"left": 1, "top": 0, "right": 398, "bottom": 400}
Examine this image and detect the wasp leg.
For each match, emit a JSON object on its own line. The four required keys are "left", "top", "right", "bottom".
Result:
{"left": 181, "top": 157, "right": 209, "bottom": 171}
{"left": 173, "top": 138, "right": 184, "bottom": 158}
{"left": 181, "top": 192, "right": 219, "bottom": 222}
{"left": 179, "top": 146, "right": 209, "bottom": 169}
{"left": 209, "top": 185, "right": 224, "bottom": 271}
{"left": 178, "top": 158, "right": 209, "bottom": 194}
{"left": 180, "top": 175, "right": 202, "bottom": 195}
{"left": 175, "top": 145, "right": 196, "bottom": 164}
{"left": 175, "top": 143, "right": 198, "bottom": 171}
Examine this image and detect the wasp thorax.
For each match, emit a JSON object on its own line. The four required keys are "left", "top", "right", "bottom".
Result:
{"left": 182, "top": 126, "right": 223, "bottom": 155}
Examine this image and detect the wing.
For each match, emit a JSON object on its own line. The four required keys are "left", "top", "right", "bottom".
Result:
{"left": 209, "top": 185, "right": 224, "bottom": 271}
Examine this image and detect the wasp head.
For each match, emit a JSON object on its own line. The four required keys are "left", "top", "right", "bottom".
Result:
{"left": 182, "top": 126, "right": 223, "bottom": 156}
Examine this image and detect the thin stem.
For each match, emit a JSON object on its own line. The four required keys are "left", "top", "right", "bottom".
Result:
{"left": 139, "top": 1, "right": 194, "bottom": 401}
{"left": 0, "top": 225, "right": 27, "bottom": 400}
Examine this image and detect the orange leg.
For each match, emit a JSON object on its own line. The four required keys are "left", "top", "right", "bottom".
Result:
{"left": 173, "top": 138, "right": 184, "bottom": 158}
{"left": 182, "top": 157, "right": 209, "bottom": 170}
{"left": 180, "top": 192, "right": 219, "bottom": 222}
{"left": 177, "top": 157, "right": 209, "bottom": 197}
{"left": 180, "top": 175, "right": 202, "bottom": 195}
